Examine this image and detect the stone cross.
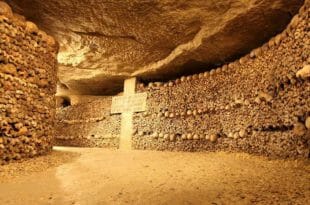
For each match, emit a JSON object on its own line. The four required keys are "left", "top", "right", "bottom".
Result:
{"left": 111, "top": 77, "right": 147, "bottom": 149}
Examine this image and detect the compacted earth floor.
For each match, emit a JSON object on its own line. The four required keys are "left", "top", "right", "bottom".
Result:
{"left": 0, "top": 148, "right": 309, "bottom": 205}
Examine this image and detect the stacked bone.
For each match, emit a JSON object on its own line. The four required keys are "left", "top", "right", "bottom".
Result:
{"left": 0, "top": 1, "right": 58, "bottom": 165}
{"left": 55, "top": 95, "right": 120, "bottom": 148}
{"left": 133, "top": 1, "right": 310, "bottom": 158}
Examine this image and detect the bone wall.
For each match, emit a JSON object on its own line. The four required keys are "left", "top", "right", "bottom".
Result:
{"left": 55, "top": 95, "right": 120, "bottom": 148}
{"left": 133, "top": 2, "right": 310, "bottom": 158}
{"left": 0, "top": 2, "right": 58, "bottom": 164}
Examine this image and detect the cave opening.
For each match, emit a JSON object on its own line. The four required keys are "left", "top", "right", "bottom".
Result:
{"left": 61, "top": 97, "right": 71, "bottom": 108}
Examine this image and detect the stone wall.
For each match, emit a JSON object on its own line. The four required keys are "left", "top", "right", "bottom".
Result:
{"left": 54, "top": 95, "right": 120, "bottom": 148}
{"left": 0, "top": 2, "right": 58, "bottom": 164}
{"left": 54, "top": 1, "right": 309, "bottom": 158}
{"left": 132, "top": 1, "right": 310, "bottom": 158}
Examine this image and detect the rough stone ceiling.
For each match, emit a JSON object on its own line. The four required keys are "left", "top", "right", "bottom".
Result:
{"left": 6, "top": 0, "right": 304, "bottom": 95}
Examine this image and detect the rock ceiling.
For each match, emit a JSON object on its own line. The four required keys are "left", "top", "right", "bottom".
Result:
{"left": 6, "top": 0, "right": 304, "bottom": 95}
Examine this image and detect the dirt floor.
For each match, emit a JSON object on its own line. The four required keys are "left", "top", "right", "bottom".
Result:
{"left": 0, "top": 148, "right": 309, "bottom": 205}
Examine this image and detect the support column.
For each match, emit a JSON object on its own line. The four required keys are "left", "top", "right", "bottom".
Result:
{"left": 119, "top": 77, "right": 137, "bottom": 150}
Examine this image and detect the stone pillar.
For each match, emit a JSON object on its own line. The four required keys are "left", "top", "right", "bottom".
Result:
{"left": 119, "top": 77, "right": 137, "bottom": 150}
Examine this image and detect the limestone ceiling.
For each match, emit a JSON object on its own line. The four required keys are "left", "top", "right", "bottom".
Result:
{"left": 6, "top": 0, "right": 304, "bottom": 95}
